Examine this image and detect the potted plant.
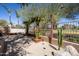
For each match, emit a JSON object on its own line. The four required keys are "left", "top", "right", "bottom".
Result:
{"left": 34, "top": 28, "right": 43, "bottom": 42}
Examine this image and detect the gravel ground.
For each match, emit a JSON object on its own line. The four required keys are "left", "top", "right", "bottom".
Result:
{"left": 0, "top": 34, "right": 79, "bottom": 56}
{"left": 0, "top": 34, "right": 34, "bottom": 56}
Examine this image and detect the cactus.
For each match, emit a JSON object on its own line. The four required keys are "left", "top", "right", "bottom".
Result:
{"left": 57, "top": 28, "right": 63, "bottom": 50}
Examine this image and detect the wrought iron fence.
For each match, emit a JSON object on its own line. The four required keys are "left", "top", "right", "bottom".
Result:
{"left": 32, "top": 20, "right": 79, "bottom": 44}
{"left": 38, "top": 20, "right": 79, "bottom": 43}
{"left": 57, "top": 20, "right": 79, "bottom": 44}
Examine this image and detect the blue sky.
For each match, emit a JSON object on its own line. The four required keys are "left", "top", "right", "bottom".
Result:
{"left": 58, "top": 15, "right": 79, "bottom": 27}
{"left": 0, "top": 3, "right": 23, "bottom": 25}
{"left": 0, "top": 3, "right": 79, "bottom": 26}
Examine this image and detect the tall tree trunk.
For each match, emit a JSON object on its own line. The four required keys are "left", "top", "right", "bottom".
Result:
{"left": 26, "top": 24, "right": 29, "bottom": 35}
{"left": 18, "top": 19, "right": 19, "bottom": 25}
{"left": 36, "top": 23, "right": 40, "bottom": 38}
{"left": 9, "top": 14, "right": 12, "bottom": 25}
{"left": 49, "top": 14, "right": 56, "bottom": 43}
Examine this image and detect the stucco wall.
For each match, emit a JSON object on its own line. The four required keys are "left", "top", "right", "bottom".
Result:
{"left": 9, "top": 29, "right": 26, "bottom": 34}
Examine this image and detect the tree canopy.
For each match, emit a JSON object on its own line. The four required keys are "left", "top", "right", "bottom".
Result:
{"left": 0, "top": 19, "right": 8, "bottom": 26}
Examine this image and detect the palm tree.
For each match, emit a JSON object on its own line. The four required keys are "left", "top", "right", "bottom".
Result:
{"left": 15, "top": 10, "right": 20, "bottom": 25}
{"left": 0, "top": 4, "right": 13, "bottom": 25}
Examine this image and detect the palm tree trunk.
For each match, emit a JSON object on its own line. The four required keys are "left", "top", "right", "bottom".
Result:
{"left": 18, "top": 19, "right": 19, "bottom": 25}
{"left": 26, "top": 24, "right": 29, "bottom": 35}
{"left": 9, "top": 14, "right": 12, "bottom": 25}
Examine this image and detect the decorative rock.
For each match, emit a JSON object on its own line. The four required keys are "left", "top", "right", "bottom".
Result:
{"left": 54, "top": 50, "right": 71, "bottom": 56}
{"left": 3, "top": 35, "right": 33, "bottom": 56}
{"left": 0, "top": 39, "right": 7, "bottom": 53}
{"left": 65, "top": 45, "right": 79, "bottom": 56}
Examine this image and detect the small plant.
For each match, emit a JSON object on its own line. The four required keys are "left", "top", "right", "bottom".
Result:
{"left": 35, "top": 28, "right": 42, "bottom": 38}
{"left": 57, "top": 28, "right": 63, "bottom": 50}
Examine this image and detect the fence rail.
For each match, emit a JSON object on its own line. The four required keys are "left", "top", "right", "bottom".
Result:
{"left": 38, "top": 20, "right": 79, "bottom": 44}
